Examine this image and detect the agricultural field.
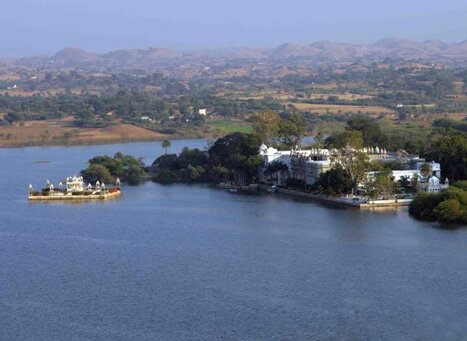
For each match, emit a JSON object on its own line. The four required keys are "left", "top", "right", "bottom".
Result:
{"left": 206, "top": 119, "right": 252, "bottom": 134}
{"left": 290, "top": 102, "right": 396, "bottom": 115}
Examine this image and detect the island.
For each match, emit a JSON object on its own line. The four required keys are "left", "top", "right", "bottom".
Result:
{"left": 28, "top": 175, "right": 121, "bottom": 201}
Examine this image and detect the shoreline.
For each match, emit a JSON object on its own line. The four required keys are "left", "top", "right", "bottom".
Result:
{"left": 261, "top": 186, "right": 412, "bottom": 209}
{"left": 0, "top": 134, "right": 211, "bottom": 149}
{"left": 28, "top": 190, "right": 121, "bottom": 201}
{"left": 0, "top": 119, "right": 248, "bottom": 149}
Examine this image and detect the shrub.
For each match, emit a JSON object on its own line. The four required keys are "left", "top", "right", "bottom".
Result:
{"left": 452, "top": 181, "right": 467, "bottom": 191}
{"left": 410, "top": 188, "right": 467, "bottom": 225}
{"left": 433, "top": 199, "right": 463, "bottom": 223}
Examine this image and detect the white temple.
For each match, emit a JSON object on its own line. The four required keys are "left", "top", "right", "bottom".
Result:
{"left": 66, "top": 176, "right": 84, "bottom": 192}
{"left": 28, "top": 175, "right": 122, "bottom": 200}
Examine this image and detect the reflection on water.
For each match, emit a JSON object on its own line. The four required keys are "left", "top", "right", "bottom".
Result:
{"left": 1, "top": 140, "right": 467, "bottom": 340}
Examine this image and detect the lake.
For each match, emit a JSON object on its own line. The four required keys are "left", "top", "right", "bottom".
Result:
{"left": 1, "top": 140, "right": 467, "bottom": 340}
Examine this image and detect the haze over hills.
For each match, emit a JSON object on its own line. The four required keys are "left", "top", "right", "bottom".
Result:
{"left": 2, "top": 38, "right": 467, "bottom": 69}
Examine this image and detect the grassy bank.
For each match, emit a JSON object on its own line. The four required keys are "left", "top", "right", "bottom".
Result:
{"left": 0, "top": 119, "right": 253, "bottom": 148}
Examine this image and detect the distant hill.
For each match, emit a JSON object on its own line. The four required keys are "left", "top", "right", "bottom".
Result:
{"left": 371, "top": 38, "right": 445, "bottom": 58}
{"left": 443, "top": 39, "right": 467, "bottom": 57}
{"left": 267, "top": 43, "right": 320, "bottom": 58}
{"left": 15, "top": 54, "right": 50, "bottom": 67}
{"left": 50, "top": 48, "right": 101, "bottom": 66}
{"left": 10, "top": 38, "right": 467, "bottom": 69}
{"left": 309, "top": 41, "right": 370, "bottom": 58}
{"left": 103, "top": 47, "right": 183, "bottom": 65}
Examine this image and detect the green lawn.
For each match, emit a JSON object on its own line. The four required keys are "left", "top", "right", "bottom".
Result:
{"left": 207, "top": 119, "right": 253, "bottom": 134}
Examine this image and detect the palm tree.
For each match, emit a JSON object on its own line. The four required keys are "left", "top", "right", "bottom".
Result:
{"left": 162, "top": 140, "right": 171, "bottom": 155}
{"left": 420, "top": 163, "right": 431, "bottom": 181}
{"left": 313, "top": 131, "right": 324, "bottom": 149}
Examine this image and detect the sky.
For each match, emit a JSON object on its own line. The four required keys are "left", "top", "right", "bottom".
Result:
{"left": 1, "top": 0, "right": 466, "bottom": 57}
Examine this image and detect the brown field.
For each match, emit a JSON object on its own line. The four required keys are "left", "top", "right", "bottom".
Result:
{"left": 306, "top": 82, "right": 368, "bottom": 90}
{"left": 294, "top": 93, "right": 374, "bottom": 101}
{"left": 235, "top": 95, "right": 268, "bottom": 100}
{"left": 232, "top": 91, "right": 372, "bottom": 102}
{"left": 0, "top": 90, "right": 43, "bottom": 97}
{"left": 0, "top": 119, "right": 170, "bottom": 147}
{"left": 305, "top": 83, "right": 338, "bottom": 90}
{"left": 0, "top": 88, "right": 85, "bottom": 97}
{"left": 290, "top": 102, "right": 396, "bottom": 115}
{"left": 0, "top": 72, "right": 22, "bottom": 81}
{"left": 438, "top": 112, "right": 467, "bottom": 120}
{"left": 143, "top": 85, "right": 163, "bottom": 92}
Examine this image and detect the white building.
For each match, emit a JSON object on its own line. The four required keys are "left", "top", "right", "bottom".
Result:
{"left": 417, "top": 176, "right": 449, "bottom": 193}
{"left": 66, "top": 176, "right": 84, "bottom": 192}
{"left": 260, "top": 144, "right": 447, "bottom": 191}
{"left": 198, "top": 109, "right": 207, "bottom": 116}
{"left": 259, "top": 145, "right": 339, "bottom": 185}
{"left": 390, "top": 170, "right": 421, "bottom": 182}
{"left": 259, "top": 144, "right": 293, "bottom": 168}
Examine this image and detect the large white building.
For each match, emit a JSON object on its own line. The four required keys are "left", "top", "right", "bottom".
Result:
{"left": 259, "top": 144, "right": 446, "bottom": 191}
{"left": 259, "top": 144, "right": 331, "bottom": 184}
{"left": 259, "top": 144, "right": 390, "bottom": 185}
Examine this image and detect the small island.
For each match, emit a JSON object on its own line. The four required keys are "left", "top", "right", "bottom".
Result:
{"left": 28, "top": 175, "right": 121, "bottom": 201}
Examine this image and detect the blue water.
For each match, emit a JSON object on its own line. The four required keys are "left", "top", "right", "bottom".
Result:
{"left": 1, "top": 140, "right": 467, "bottom": 340}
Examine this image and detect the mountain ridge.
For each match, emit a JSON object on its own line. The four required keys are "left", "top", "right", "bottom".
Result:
{"left": 5, "top": 38, "right": 467, "bottom": 68}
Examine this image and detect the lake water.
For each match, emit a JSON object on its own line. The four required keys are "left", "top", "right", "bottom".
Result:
{"left": 1, "top": 140, "right": 467, "bottom": 340}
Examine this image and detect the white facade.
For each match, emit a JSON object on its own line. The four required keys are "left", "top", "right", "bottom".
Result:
{"left": 390, "top": 170, "right": 420, "bottom": 182}
{"left": 417, "top": 176, "right": 448, "bottom": 193}
{"left": 260, "top": 144, "right": 446, "bottom": 191}
{"left": 66, "top": 176, "right": 84, "bottom": 192}
{"left": 260, "top": 144, "right": 391, "bottom": 185}
{"left": 260, "top": 145, "right": 337, "bottom": 184}
{"left": 259, "top": 144, "right": 293, "bottom": 168}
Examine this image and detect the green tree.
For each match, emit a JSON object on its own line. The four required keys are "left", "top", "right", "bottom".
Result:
{"left": 433, "top": 199, "right": 463, "bottom": 223}
{"left": 251, "top": 109, "right": 281, "bottom": 143}
{"left": 424, "top": 130, "right": 467, "bottom": 181}
{"left": 325, "top": 130, "right": 364, "bottom": 149}
{"left": 409, "top": 187, "right": 467, "bottom": 225}
{"left": 162, "top": 139, "right": 171, "bottom": 155}
{"left": 452, "top": 181, "right": 467, "bottom": 191}
{"left": 314, "top": 165, "right": 353, "bottom": 195}
{"left": 334, "top": 145, "right": 370, "bottom": 193}
{"left": 81, "top": 164, "right": 112, "bottom": 183}
{"left": 346, "top": 117, "right": 388, "bottom": 148}
{"left": 186, "top": 164, "right": 206, "bottom": 181}
{"left": 152, "top": 154, "right": 179, "bottom": 170}
{"left": 278, "top": 112, "right": 307, "bottom": 148}
{"left": 82, "top": 153, "right": 146, "bottom": 183}
{"left": 208, "top": 132, "right": 262, "bottom": 183}
{"left": 178, "top": 147, "right": 208, "bottom": 169}
{"left": 371, "top": 169, "right": 396, "bottom": 199}
{"left": 420, "top": 163, "right": 432, "bottom": 179}
{"left": 311, "top": 131, "right": 324, "bottom": 149}
{"left": 264, "top": 161, "right": 288, "bottom": 175}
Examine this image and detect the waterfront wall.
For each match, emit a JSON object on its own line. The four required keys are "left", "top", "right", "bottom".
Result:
{"left": 264, "top": 186, "right": 412, "bottom": 209}
{"left": 28, "top": 191, "right": 121, "bottom": 201}
{"left": 360, "top": 199, "right": 412, "bottom": 209}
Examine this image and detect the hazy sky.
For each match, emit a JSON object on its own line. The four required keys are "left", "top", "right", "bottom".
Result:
{"left": 1, "top": 0, "right": 466, "bottom": 56}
